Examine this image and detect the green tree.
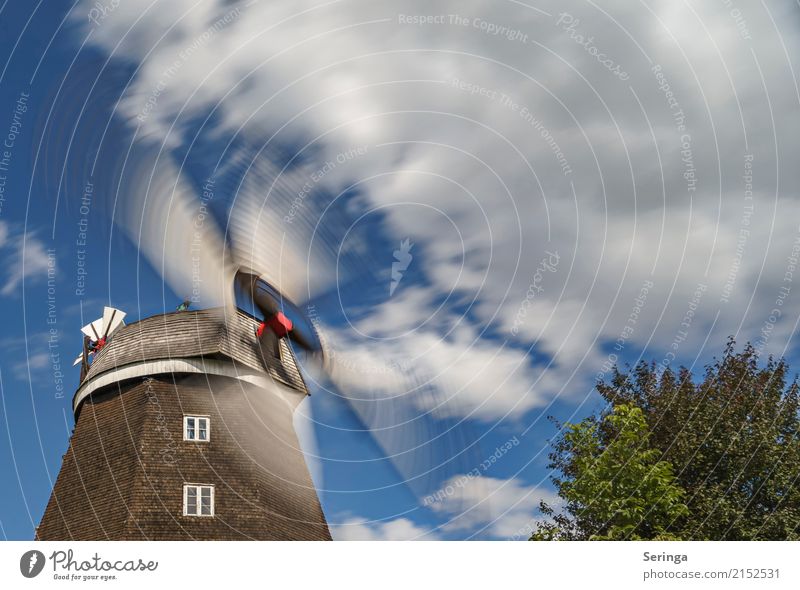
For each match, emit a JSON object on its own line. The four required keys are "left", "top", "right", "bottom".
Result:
{"left": 531, "top": 404, "right": 688, "bottom": 540}
{"left": 597, "top": 341, "right": 800, "bottom": 540}
{"left": 534, "top": 341, "right": 800, "bottom": 540}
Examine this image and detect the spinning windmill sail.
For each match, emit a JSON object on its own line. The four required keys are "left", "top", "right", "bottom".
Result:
{"left": 109, "top": 146, "right": 482, "bottom": 502}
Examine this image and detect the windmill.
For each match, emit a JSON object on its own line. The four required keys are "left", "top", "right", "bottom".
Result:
{"left": 37, "top": 147, "right": 480, "bottom": 540}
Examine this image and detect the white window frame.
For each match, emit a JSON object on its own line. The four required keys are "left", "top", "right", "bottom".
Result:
{"left": 183, "top": 483, "right": 215, "bottom": 517}
{"left": 183, "top": 415, "right": 210, "bottom": 442}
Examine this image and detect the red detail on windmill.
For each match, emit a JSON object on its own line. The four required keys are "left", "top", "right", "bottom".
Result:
{"left": 257, "top": 312, "right": 293, "bottom": 339}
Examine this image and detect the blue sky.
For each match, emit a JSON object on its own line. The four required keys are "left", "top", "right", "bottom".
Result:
{"left": 1, "top": 0, "right": 800, "bottom": 540}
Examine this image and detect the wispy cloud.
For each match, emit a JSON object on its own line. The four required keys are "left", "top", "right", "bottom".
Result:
{"left": 427, "top": 475, "right": 560, "bottom": 539}
{"left": 331, "top": 517, "right": 438, "bottom": 541}
{"left": 12, "top": 352, "right": 50, "bottom": 382}
{"left": 332, "top": 476, "right": 560, "bottom": 540}
{"left": 0, "top": 222, "right": 53, "bottom": 296}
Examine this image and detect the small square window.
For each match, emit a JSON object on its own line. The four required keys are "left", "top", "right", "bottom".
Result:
{"left": 183, "top": 484, "right": 214, "bottom": 517}
{"left": 184, "top": 416, "right": 210, "bottom": 442}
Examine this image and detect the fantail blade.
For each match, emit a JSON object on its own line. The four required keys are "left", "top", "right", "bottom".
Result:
{"left": 102, "top": 307, "right": 127, "bottom": 338}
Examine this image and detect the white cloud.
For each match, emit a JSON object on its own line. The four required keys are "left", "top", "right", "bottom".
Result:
{"left": 1, "top": 226, "right": 52, "bottom": 296}
{"left": 320, "top": 294, "right": 550, "bottom": 421}
{"left": 332, "top": 517, "right": 438, "bottom": 541}
{"left": 331, "top": 476, "right": 561, "bottom": 539}
{"left": 12, "top": 352, "right": 50, "bottom": 382}
{"left": 427, "top": 475, "right": 560, "bottom": 539}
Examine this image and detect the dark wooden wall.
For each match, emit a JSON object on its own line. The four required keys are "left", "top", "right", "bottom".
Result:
{"left": 38, "top": 374, "right": 330, "bottom": 540}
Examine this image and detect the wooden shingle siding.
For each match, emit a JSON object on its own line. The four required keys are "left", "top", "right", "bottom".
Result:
{"left": 275, "top": 338, "right": 304, "bottom": 387}
{"left": 38, "top": 375, "right": 331, "bottom": 540}
{"left": 88, "top": 309, "right": 223, "bottom": 378}
{"left": 72, "top": 358, "right": 308, "bottom": 415}
{"left": 85, "top": 308, "right": 307, "bottom": 399}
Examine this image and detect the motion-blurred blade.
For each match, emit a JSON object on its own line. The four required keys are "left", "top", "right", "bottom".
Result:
{"left": 225, "top": 147, "right": 365, "bottom": 307}
{"left": 115, "top": 151, "right": 233, "bottom": 309}
{"left": 306, "top": 338, "right": 483, "bottom": 502}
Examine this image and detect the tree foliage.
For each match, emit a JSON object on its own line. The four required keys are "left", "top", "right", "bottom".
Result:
{"left": 533, "top": 341, "right": 800, "bottom": 540}
{"left": 531, "top": 404, "right": 687, "bottom": 540}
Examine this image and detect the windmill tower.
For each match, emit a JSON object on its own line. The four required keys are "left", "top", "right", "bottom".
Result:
{"left": 35, "top": 149, "right": 481, "bottom": 541}
{"left": 37, "top": 290, "right": 331, "bottom": 540}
